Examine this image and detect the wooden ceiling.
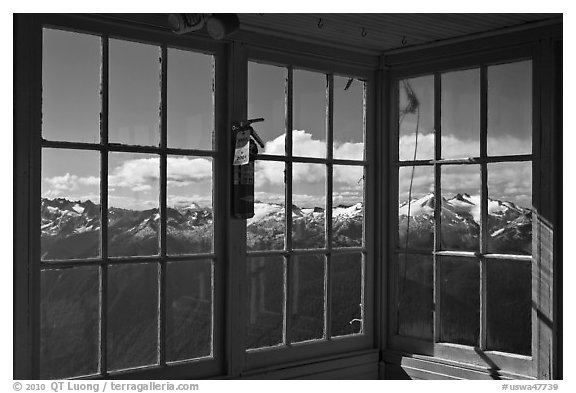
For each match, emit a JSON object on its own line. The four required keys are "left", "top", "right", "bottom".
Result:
{"left": 237, "top": 13, "right": 561, "bottom": 54}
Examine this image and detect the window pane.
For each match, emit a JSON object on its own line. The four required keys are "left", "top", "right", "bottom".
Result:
{"left": 167, "top": 260, "right": 213, "bottom": 361}
{"left": 487, "top": 259, "right": 531, "bottom": 355}
{"left": 398, "top": 165, "right": 434, "bottom": 250}
{"left": 441, "top": 165, "right": 480, "bottom": 252}
{"left": 293, "top": 70, "right": 326, "bottom": 158}
{"left": 108, "top": 263, "right": 159, "bottom": 371}
{"left": 168, "top": 48, "right": 214, "bottom": 150}
{"left": 290, "top": 254, "right": 325, "bottom": 343}
{"left": 334, "top": 76, "right": 364, "bottom": 160}
{"left": 109, "top": 39, "right": 160, "bottom": 146}
{"left": 40, "top": 266, "right": 100, "bottom": 379}
{"left": 249, "top": 160, "right": 285, "bottom": 251}
{"left": 331, "top": 253, "right": 363, "bottom": 337}
{"left": 333, "top": 165, "right": 364, "bottom": 247}
{"left": 397, "top": 254, "right": 433, "bottom": 340}
{"left": 41, "top": 149, "right": 101, "bottom": 260}
{"left": 246, "top": 256, "right": 285, "bottom": 349}
{"left": 167, "top": 156, "right": 213, "bottom": 255}
{"left": 42, "top": 29, "right": 100, "bottom": 143}
{"left": 441, "top": 69, "right": 480, "bottom": 159}
{"left": 439, "top": 257, "right": 479, "bottom": 347}
{"left": 488, "top": 162, "right": 532, "bottom": 255}
{"left": 399, "top": 75, "right": 434, "bottom": 161}
{"left": 248, "top": 62, "right": 286, "bottom": 154}
{"left": 488, "top": 61, "right": 532, "bottom": 156}
{"left": 108, "top": 153, "right": 159, "bottom": 257}
{"left": 292, "top": 163, "right": 326, "bottom": 249}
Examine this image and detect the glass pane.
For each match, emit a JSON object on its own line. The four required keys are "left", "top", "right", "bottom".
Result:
{"left": 249, "top": 160, "right": 285, "bottom": 251}
{"left": 167, "top": 260, "right": 213, "bottom": 361}
{"left": 488, "top": 61, "right": 532, "bottom": 156}
{"left": 248, "top": 62, "right": 286, "bottom": 154}
{"left": 108, "top": 153, "right": 159, "bottom": 257}
{"left": 398, "top": 165, "right": 434, "bottom": 250}
{"left": 167, "top": 156, "right": 213, "bottom": 255}
{"left": 397, "top": 254, "right": 433, "bottom": 340}
{"left": 42, "top": 28, "right": 100, "bottom": 143}
{"left": 331, "top": 253, "right": 363, "bottom": 337}
{"left": 109, "top": 39, "right": 160, "bottom": 146}
{"left": 41, "top": 149, "right": 101, "bottom": 260}
{"left": 439, "top": 257, "right": 479, "bottom": 346}
{"left": 399, "top": 75, "right": 434, "bottom": 161}
{"left": 108, "top": 263, "right": 159, "bottom": 371}
{"left": 441, "top": 165, "right": 480, "bottom": 252}
{"left": 292, "top": 163, "right": 326, "bottom": 249}
{"left": 487, "top": 260, "right": 532, "bottom": 355}
{"left": 293, "top": 69, "right": 326, "bottom": 158}
{"left": 246, "top": 256, "right": 285, "bottom": 349}
{"left": 488, "top": 162, "right": 532, "bottom": 255}
{"left": 40, "top": 266, "right": 100, "bottom": 379}
{"left": 333, "top": 165, "right": 364, "bottom": 248}
{"left": 290, "top": 254, "right": 325, "bottom": 343}
{"left": 441, "top": 69, "right": 480, "bottom": 159}
{"left": 168, "top": 48, "right": 214, "bottom": 150}
{"left": 334, "top": 76, "right": 364, "bottom": 160}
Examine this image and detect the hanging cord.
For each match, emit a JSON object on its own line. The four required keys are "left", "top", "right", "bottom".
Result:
{"left": 397, "top": 80, "right": 421, "bottom": 328}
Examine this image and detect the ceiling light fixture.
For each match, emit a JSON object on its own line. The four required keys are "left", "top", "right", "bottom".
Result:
{"left": 168, "top": 13, "right": 240, "bottom": 40}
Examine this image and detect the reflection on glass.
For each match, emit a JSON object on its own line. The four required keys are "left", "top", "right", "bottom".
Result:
{"left": 488, "top": 162, "right": 532, "bottom": 255}
{"left": 334, "top": 76, "right": 364, "bottom": 160}
{"left": 40, "top": 267, "right": 100, "bottom": 379}
{"left": 167, "top": 156, "right": 213, "bottom": 255}
{"left": 108, "top": 153, "right": 159, "bottom": 257}
{"left": 292, "top": 163, "right": 325, "bottom": 249}
{"left": 246, "top": 256, "right": 285, "bottom": 349}
{"left": 398, "top": 165, "right": 434, "bottom": 250}
{"left": 333, "top": 165, "right": 363, "bottom": 247}
{"left": 439, "top": 257, "right": 479, "bottom": 347}
{"left": 397, "top": 254, "right": 433, "bottom": 340}
{"left": 441, "top": 165, "right": 480, "bottom": 252}
{"left": 290, "top": 254, "right": 325, "bottom": 343}
{"left": 168, "top": 48, "right": 214, "bottom": 150}
{"left": 42, "top": 29, "right": 101, "bottom": 143}
{"left": 248, "top": 62, "right": 286, "bottom": 153}
{"left": 107, "top": 263, "right": 159, "bottom": 371}
{"left": 441, "top": 69, "right": 480, "bottom": 159}
{"left": 167, "top": 260, "right": 213, "bottom": 361}
{"left": 488, "top": 61, "right": 532, "bottom": 156}
{"left": 293, "top": 69, "right": 326, "bottom": 158}
{"left": 399, "top": 75, "right": 434, "bottom": 161}
{"left": 331, "top": 253, "right": 363, "bottom": 337}
{"left": 41, "top": 149, "right": 101, "bottom": 260}
{"left": 109, "top": 39, "right": 160, "bottom": 146}
{"left": 249, "top": 160, "right": 285, "bottom": 251}
{"left": 487, "top": 260, "right": 531, "bottom": 355}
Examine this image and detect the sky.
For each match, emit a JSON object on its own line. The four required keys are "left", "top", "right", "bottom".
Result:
{"left": 41, "top": 28, "right": 531, "bottom": 211}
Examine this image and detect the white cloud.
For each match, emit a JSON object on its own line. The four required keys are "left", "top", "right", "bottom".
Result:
{"left": 257, "top": 131, "right": 364, "bottom": 187}
{"left": 108, "top": 156, "right": 212, "bottom": 191}
{"left": 399, "top": 132, "right": 532, "bottom": 160}
{"left": 44, "top": 173, "right": 99, "bottom": 192}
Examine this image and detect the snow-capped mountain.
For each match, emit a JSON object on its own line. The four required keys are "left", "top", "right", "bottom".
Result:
{"left": 41, "top": 198, "right": 213, "bottom": 259}
{"left": 399, "top": 192, "right": 531, "bottom": 254}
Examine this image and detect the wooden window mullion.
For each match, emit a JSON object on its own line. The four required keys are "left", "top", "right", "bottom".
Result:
{"left": 479, "top": 65, "right": 488, "bottom": 350}
{"left": 325, "top": 73, "right": 334, "bottom": 340}
{"left": 285, "top": 66, "right": 293, "bottom": 346}
{"left": 433, "top": 72, "right": 442, "bottom": 343}
{"left": 99, "top": 35, "right": 109, "bottom": 375}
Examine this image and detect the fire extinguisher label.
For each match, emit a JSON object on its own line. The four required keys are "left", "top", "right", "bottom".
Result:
{"left": 233, "top": 130, "right": 251, "bottom": 166}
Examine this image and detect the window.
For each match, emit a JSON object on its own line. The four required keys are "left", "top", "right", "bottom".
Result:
{"left": 245, "top": 62, "right": 368, "bottom": 352}
{"left": 39, "top": 28, "right": 220, "bottom": 378}
{"left": 392, "top": 60, "right": 533, "bottom": 369}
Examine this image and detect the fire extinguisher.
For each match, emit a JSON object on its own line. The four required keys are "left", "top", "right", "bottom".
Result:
{"left": 232, "top": 118, "right": 265, "bottom": 219}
